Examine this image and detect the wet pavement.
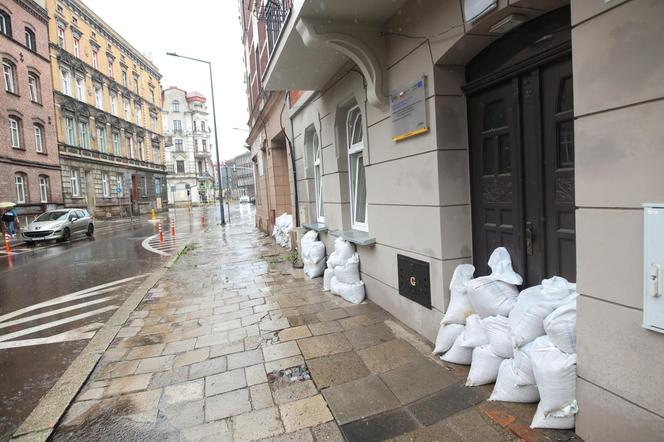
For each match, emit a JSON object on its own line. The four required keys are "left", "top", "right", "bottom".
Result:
{"left": 50, "top": 204, "right": 579, "bottom": 442}
{"left": 0, "top": 205, "right": 227, "bottom": 441}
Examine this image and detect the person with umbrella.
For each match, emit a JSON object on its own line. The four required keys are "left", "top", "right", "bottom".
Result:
{"left": 0, "top": 202, "right": 18, "bottom": 237}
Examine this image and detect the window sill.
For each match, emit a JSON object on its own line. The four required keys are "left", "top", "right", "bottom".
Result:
{"left": 329, "top": 229, "right": 376, "bottom": 246}
{"left": 303, "top": 222, "right": 328, "bottom": 232}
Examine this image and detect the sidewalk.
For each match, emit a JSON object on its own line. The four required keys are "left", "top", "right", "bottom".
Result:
{"left": 49, "top": 217, "right": 580, "bottom": 442}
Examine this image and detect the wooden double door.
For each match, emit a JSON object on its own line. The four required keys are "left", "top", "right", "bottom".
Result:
{"left": 468, "top": 57, "right": 576, "bottom": 286}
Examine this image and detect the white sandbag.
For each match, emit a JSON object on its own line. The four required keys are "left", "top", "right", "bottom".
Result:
{"left": 509, "top": 277, "right": 572, "bottom": 348}
{"left": 327, "top": 251, "right": 339, "bottom": 269}
{"left": 467, "top": 277, "right": 518, "bottom": 318}
{"left": 334, "top": 253, "right": 361, "bottom": 284}
{"left": 301, "top": 230, "right": 318, "bottom": 256}
{"left": 433, "top": 323, "right": 464, "bottom": 355}
{"left": 336, "top": 280, "right": 365, "bottom": 304}
{"left": 543, "top": 297, "right": 577, "bottom": 354}
{"left": 304, "top": 242, "right": 326, "bottom": 264}
{"left": 512, "top": 341, "right": 537, "bottom": 386}
{"left": 333, "top": 237, "right": 355, "bottom": 260}
{"left": 530, "top": 339, "right": 577, "bottom": 429}
{"left": 487, "top": 247, "right": 523, "bottom": 285}
{"left": 489, "top": 359, "right": 540, "bottom": 403}
{"left": 441, "top": 333, "right": 473, "bottom": 365}
{"left": 442, "top": 264, "right": 475, "bottom": 325}
{"left": 323, "top": 268, "right": 334, "bottom": 291}
{"left": 457, "top": 314, "right": 488, "bottom": 348}
{"left": 303, "top": 259, "right": 325, "bottom": 279}
{"left": 466, "top": 345, "right": 504, "bottom": 386}
{"left": 329, "top": 276, "right": 341, "bottom": 296}
{"left": 483, "top": 315, "right": 513, "bottom": 358}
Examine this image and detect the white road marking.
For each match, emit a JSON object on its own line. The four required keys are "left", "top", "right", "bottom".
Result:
{"left": 0, "top": 306, "right": 118, "bottom": 342}
{"left": 0, "top": 323, "right": 104, "bottom": 349}
{"left": 142, "top": 233, "right": 191, "bottom": 256}
{"left": 0, "top": 273, "right": 148, "bottom": 323}
{"left": 141, "top": 235, "right": 170, "bottom": 256}
{"left": 0, "top": 296, "right": 117, "bottom": 330}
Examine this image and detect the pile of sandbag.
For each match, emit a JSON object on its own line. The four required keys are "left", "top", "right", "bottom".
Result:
{"left": 432, "top": 247, "right": 579, "bottom": 429}
{"left": 324, "top": 238, "right": 365, "bottom": 304}
{"left": 300, "top": 230, "right": 326, "bottom": 279}
{"left": 272, "top": 213, "right": 293, "bottom": 248}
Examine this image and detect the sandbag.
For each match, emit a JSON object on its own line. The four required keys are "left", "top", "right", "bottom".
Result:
{"left": 272, "top": 213, "right": 293, "bottom": 249}
{"left": 543, "top": 297, "right": 577, "bottom": 354}
{"left": 509, "top": 277, "right": 572, "bottom": 348}
{"left": 441, "top": 333, "right": 473, "bottom": 365}
{"left": 327, "top": 251, "right": 339, "bottom": 269}
{"left": 301, "top": 230, "right": 318, "bottom": 256}
{"left": 442, "top": 264, "right": 475, "bottom": 325}
{"left": 329, "top": 276, "right": 341, "bottom": 296}
{"left": 335, "top": 280, "right": 365, "bottom": 304}
{"left": 487, "top": 247, "right": 523, "bottom": 285}
{"left": 512, "top": 341, "right": 536, "bottom": 387}
{"left": 323, "top": 268, "right": 334, "bottom": 291}
{"left": 304, "top": 242, "right": 326, "bottom": 265}
{"left": 489, "top": 359, "right": 540, "bottom": 403}
{"left": 333, "top": 237, "right": 355, "bottom": 261}
{"left": 433, "top": 323, "right": 464, "bottom": 355}
{"left": 466, "top": 345, "right": 504, "bottom": 386}
{"left": 467, "top": 277, "right": 519, "bottom": 318}
{"left": 530, "top": 339, "right": 577, "bottom": 429}
{"left": 483, "top": 315, "right": 513, "bottom": 358}
{"left": 303, "top": 259, "right": 325, "bottom": 279}
{"left": 334, "top": 253, "right": 361, "bottom": 284}
{"left": 457, "top": 314, "right": 488, "bottom": 348}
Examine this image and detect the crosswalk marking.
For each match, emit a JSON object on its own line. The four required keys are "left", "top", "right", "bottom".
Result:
{"left": 141, "top": 233, "right": 191, "bottom": 256}
{"left": 0, "top": 323, "right": 103, "bottom": 350}
{"left": 0, "top": 296, "right": 116, "bottom": 330}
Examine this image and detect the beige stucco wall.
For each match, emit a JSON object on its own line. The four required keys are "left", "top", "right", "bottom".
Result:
{"left": 572, "top": 0, "right": 664, "bottom": 440}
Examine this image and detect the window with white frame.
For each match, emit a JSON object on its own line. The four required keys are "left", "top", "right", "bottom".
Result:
{"left": 97, "top": 126, "right": 107, "bottom": 152}
{"left": 102, "top": 173, "right": 110, "bottom": 197}
{"left": 71, "top": 169, "right": 80, "bottom": 197}
{"left": 9, "top": 116, "right": 21, "bottom": 148}
{"left": 25, "top": 28, "right": 36, "bottom": 51}
{"left": 34, "top": 124, "right": 44, "bottom": 153}
{"left": 173, "top": 119, "right": 182, "bottom": 132}
{"left": 123, "top": 98, "right": 130, "bottom": 119}
{"left": 175, "top": 139, "right": 183, "bottom": 152}
{"left": 64, "top": 116, "right": 76, "bottom": 145}
{"left": 347, "top": 106, "right": 368, "bottom": 230}
{"left": 3, "top": 60, "right": 16, "bottom": 93}
{"left": 155, "top": 177, "right": 161, "bottom": 195}
{"left": 0, "top": 9, "right": 11, "bottom": 37}
{"left": 138, "top": 139, "right": 145, "bottom": 161}
{"left": 76, "top": 75, "right": 85, "bottom": 101}
{"left": 79, "top": 120, "right": 90, "bottom": 148}
{"left": 172, "top": 100, "right": 180, "bottom": 112}
{"left": 73, "top": 36, "right": 80, "bottom": 58}
{"left": 95, "top": 85, "right": 102, "bottom": 108}
{"left": 92, "top": 49, "right": 99, "bottom": 69}
{"left": 112, "top": 132, "right": 120, "bottom": 155}
{"left": 126, "top": 136, "right": 133, "bottom": 158}
{"left": 134, "top": 104, "right": 141, "bottom": 125}
{"left": 311, "top": 131, "right": 324, "bottom": 222}
{"left": 28, "top": 73, "right": 40, "bottom": 102}
{"left": 15, "top": 173, "right": 26, "bottom": 203}
{"left": 107, "top": 59, "right": 114, "bottom": 77}
{"left": 57, "top": 25, "right": 65, "bottom": 48}
{"left": 61, "top": 68, "right": 71, "bottom": 95}
{"left": 110, "top": 93, "right": 117, "bottom": 115}
{"left": 176, "top": 160, "right": 185, "bottom": 173}
{"left": 39, "top": 176, "right": 49, "bottom": 202}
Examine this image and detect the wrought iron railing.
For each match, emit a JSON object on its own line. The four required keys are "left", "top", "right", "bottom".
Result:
{"left": 258, "top": 0, "right": 293, "bottom": 57}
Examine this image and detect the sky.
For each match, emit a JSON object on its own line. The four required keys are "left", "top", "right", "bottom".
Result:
{"left": 84, "top": 0, "right": 250, "bottom": 162}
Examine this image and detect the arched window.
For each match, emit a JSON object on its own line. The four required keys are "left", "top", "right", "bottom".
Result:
{"left": 0, "top": 10, "right": 11, "bottom": 37}
{"left": 25, "top": 27, "right": 36, "bottom": 51}
{"left": 28, "top": 72, "right": 40, "bottom": 102}
{"left": 312, "top": 131, "right": 324, "bottom": 222}
{"left": 3, "top": 59, "right": 16, "bottom": 93}
{"left": 347, "top": 106, "right": 367, "bottom": 230}
{"left": 38, "top": 175, "right": 49, "bottom": 203}
{"left": 172, "top": 100, "right": 180, "bottom": 112}
{"left": 15, "top": 173, "right": 27, "bottom": 204}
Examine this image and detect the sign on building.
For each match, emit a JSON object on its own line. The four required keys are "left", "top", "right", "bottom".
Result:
{"left": 390, "top": 77, "right": 429, "bottom": 142}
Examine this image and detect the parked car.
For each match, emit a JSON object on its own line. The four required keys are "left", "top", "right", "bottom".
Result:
{"left": 22, "top": 209, "right": 94, "bottom": 244}
{"left": 239, "top": 195, "right": 250, "bottom": 203}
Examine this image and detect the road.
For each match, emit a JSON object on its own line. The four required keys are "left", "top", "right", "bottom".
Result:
{"left": 0, "top": 204, "right": 241, "bottom": 441}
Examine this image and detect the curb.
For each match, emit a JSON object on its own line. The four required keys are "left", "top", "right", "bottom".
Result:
{"left": 10, "top": 232, "right": 198, "bottom": 441}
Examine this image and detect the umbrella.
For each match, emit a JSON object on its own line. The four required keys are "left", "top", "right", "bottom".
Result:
{"left": 0, "top": 202, "right": 16, "bottom": 209}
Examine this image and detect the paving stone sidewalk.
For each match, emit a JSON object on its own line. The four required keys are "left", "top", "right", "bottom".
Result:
{"left": 52, "top": 218, "right": 580, "bottom": 442}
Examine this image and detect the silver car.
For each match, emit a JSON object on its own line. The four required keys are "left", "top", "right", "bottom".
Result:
{"left": 22, "top": 209, "right": 94, "bottom": 244}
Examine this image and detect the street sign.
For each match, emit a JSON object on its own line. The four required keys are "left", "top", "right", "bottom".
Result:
{"left": 115, "top": 187, "right": 122, "bottom": 194}
{"left": 390, "top": 77, "right": 429, "bottom": 142}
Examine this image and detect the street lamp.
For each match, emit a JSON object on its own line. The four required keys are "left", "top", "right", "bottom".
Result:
{"left": 166, "top": 51, "right": 225, "bottom": 225}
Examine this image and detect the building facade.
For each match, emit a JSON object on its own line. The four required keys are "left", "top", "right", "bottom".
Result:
{"left": 222, "top": 151, "right": 254, "bottom": 199}
{"left": 1, "top": 0, "right": 62, "bottom": 225}
{"left": 46, "top": 0, "right": 166, "bottom": 218}
{"left": 240, "top": 0, "right": 294, "bottom": 235}
{"left": 249, "top": 0, "right": 664, "bottom": 440}
{"left": 162, "top": 87, "right": 214, "bottom": 206}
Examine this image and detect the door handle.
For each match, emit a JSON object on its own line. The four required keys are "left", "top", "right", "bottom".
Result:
{"left": 525, "top": 222, "right": 534, "bottom": 256}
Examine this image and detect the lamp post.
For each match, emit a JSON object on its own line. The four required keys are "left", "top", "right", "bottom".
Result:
{"left": 166, "top": 52, "right": 225, "bottom": 225}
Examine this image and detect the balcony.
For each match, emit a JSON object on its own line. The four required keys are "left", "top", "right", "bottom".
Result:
{"left": 194, "top": 149, "right": 211, "bottom": 158}
{"left": 261, "top": 0, "right": 409, "bottom": 108}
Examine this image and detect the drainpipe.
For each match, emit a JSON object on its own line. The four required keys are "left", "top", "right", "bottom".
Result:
{"left": 281, "top": 92, "right": 300, "bottom": 227}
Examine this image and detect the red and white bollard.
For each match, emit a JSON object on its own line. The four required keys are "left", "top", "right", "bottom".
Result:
{"left": 171, "top": 223, "right": 176, "bottom": 236}
{"left": 4, "top": 232, "right": 10, "bottom": 254}
{"left": 158, "top": 221, "right": 164, "bottom": 242}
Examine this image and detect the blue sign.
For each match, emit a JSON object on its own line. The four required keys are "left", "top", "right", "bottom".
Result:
{"left": 115, "top": 187, "right": 122, "bottom": 193}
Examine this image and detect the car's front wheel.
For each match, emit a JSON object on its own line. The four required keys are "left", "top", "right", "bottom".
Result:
{"left": 61, "top": 227, "right": 71, "bottom": 242}
{"left": 86, "top": 224, "right": 94, "bottom": 237}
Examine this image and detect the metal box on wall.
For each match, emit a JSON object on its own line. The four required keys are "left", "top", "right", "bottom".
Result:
{"left": 643, "top": 204, "right": 664, "bottom": 333}
{"left": 397, "top": 254, "right": 431, "bottom": 309}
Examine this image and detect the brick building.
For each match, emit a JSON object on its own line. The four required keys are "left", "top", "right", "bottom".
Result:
{"left": 1, "top": 0, "right": 62, "bottom": 224}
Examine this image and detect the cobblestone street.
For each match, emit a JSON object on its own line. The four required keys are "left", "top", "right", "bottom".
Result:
{"left": 50, "top": 216, "right": 577, "bottom": 442}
